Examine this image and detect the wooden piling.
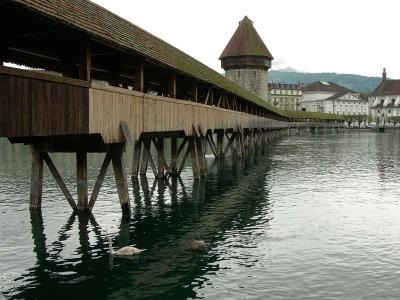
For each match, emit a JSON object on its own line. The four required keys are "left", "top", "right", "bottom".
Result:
{"left": 30, "top": 151, "right": 44, "bottom": 210}
{"left": 216, "top": 130, "right": 224, "bottom": 158}
{"left": 111, "top": 146, "right": 130, "bottom": 212}
{"left": 76, "top": 152, "right": 88, "bottom": 211}
{"left": 170, "top": 137, "right": 178, "bottom": 176}
{"left": 189, "top": 138, "right": 200, "bottom": 179}
{"left": 131, "top": 139, "right": 142, "bottom": 178}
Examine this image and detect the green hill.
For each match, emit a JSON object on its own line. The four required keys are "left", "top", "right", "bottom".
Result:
{"left": 269, "top": 70, "right": 381, "bottom": 93}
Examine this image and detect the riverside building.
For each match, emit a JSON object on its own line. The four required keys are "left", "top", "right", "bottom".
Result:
{"left": 302, "top": 81, "right": 368, "bottom": 115}
{"left": 268, "top": 82, "right": 303, "bottom": 111}
{"left": 369, "top": 69, "right": 400, "bottom": 125}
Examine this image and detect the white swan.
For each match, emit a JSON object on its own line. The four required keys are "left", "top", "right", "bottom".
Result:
{"left": 107, "top": 236, "right": 146, "bottom": 256}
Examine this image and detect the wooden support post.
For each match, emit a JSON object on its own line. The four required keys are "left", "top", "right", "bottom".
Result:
{"left": 178, "top": 145, "right": 191, "bottom": 175}
{"left": 30, "top": 151, "right": 44, "bottom": 210}
{"left": 189, "top": 138, "right": 200, "bottom": 179}
{"left": 88, "top": 153, "right": 112, "bottom": 210}
{"left": 79, "top": 40, "right": 91, "bottom": 81}
{"left": 76, "top": 152, "right": 88, "bottom": 211}
{"left": 131, "top": 139, "right": 142, "bottom": 178}
{"left": 216, "top": 130, "right": 224, "bottom": 158}
{"left": 170, "top": 137, "right": 178, "bottom": 176}
{"left": 134, "top": 58, "right": 144, "bottom": 92}
{"left": 191, "top": 80, "right": 198, "bottom": 102}
{"left": 43, "top": 153, "right": 77, "bottom": 211}
{"left": 169, "top": 73, "right": 176, "bottom": 98}
{"left": 140, "top": 139, "right": 150, "bottom": 176}
{"left": 111, "top": 147, "right": 130, "bottom": 212}
{"left": 196, "top": 137, "right": 206, "bottom": 177}
{"left": 156, "top": 138, "right": 165, "bottom": 178}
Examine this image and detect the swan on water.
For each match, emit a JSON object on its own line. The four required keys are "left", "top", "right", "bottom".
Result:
{"left": 107, "top": 236, "right": 146, "bottom": 256}
{"left": 191, "top": 240, "right": 207, "bottom": 252}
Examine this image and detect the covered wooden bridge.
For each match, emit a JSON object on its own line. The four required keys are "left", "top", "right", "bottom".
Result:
{"left": 0, "top": 0, "right": 344, "bottom": 213}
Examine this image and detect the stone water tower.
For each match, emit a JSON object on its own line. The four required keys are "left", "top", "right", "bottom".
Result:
{"left": 219, "top": 16, "right": 273, "bottom": 102}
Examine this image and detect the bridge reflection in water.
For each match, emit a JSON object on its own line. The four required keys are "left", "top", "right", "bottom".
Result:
{"left": 8, "top": 142, "right": 276, "bottom": 300}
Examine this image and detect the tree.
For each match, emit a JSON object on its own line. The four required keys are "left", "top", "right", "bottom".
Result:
{"left": 343, "top": 114, "right": 356, "bottom": 128}
{"left": 387, "top": 116, "right": 400, "bottom": 127}
{"left": 354, "top": 114, "right": 368, "bottom": 128}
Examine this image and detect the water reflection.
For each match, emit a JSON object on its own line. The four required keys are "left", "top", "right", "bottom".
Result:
{"left": 3, "top": 143, "right": 274, "bottom": 299}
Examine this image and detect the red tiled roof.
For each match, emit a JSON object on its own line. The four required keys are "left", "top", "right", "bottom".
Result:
{"left": 370, "top": 79, "right": 400, "bottom": 96}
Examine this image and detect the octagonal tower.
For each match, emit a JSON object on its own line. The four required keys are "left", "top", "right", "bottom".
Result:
{"left": 220, "top": 16, "right": 273, "bottom": 102}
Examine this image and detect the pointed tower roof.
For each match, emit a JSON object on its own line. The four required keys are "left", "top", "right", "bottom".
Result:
{"left": 219, "top": 16, "right": 273, "bottom": 60}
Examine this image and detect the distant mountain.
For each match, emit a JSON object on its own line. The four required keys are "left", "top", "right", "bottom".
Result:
{"left": 269, "top": 70, "right": 381, "bottom": 94}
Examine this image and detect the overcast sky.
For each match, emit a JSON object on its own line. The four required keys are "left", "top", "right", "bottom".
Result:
{"left": 93, "top": 0, "right": 399, "bottom": 78}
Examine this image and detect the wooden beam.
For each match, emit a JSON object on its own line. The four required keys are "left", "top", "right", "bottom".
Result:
{"left": 131, "top": 139, "right": 142, "bottom": 178}
{"left": 30, "top": 151, "right": 44, "bottom": 210}
{"left": 156, "top": 138, "right": 165, "bottom": 178}
{"left": 43, "top": 153, "right": 77, "bottom": 211}
{"left": 216, "top": 130, "right": 224, "bottom": 158}
{"left": 120, "top": 122, "right": 133, "bottom": 145}
{"left": 191, "top": 80, "right": 198, "bottom": 102}
{"left": 205, "top": 87, "right": 211, "bottom": 105}
{"left": 178, "top": 144, "right": 190, "bottom": 175}
{"left": 111, "top": 147, "right": 130, "bottom": 211}
{"left": 134, "top": 58, "right": 144, "bottom": 92}
{"left": 170, "top": 137, "right": 178, "bottom": 176}
{"left": 196, "top": 138, "right": 206, "bottom": 177}
{"left": 177, "top": 138, "right": 188, "bottom": 157}
{"left": 224, "top": 133, "right": 237, "bottom": 154}
{"left": 79, "top": 40, "right": 91, "bottom": 81}
{"left": 169, "top": 73, "right": 176, "bottom": 98}
{"left": 140, "top": 139, "right": 149, "bottom": 176}
{"left": 88, "top": 153, "right": 112, "bottom": 210}
{"left": 76, "top": 152, "right": 88, "bottom": 211}
{"left": 189, "top": 138, "right": 200, "bottom": 179}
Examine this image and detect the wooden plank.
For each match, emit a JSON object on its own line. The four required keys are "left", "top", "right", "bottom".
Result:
{"left": 43, "top": 153, "right": 77, "bottom": 211}
{"left": 88, "top": 152, "right": 111, "bottom": 210}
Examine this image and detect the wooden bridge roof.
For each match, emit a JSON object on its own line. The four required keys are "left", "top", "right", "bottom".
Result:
{"left": 8, "top": 0, "right": 343, "bottom": 122}
{"left": 11, "top": 0, "right": 282, "bottom": 114}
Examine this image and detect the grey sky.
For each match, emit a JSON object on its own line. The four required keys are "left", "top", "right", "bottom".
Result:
{"left": 92, "top": 0, "right": 399, "bottom": 78}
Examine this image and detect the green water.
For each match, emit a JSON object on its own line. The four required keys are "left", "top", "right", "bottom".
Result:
{"left": 1, "top": 131, "right": 400, "bottom": 299}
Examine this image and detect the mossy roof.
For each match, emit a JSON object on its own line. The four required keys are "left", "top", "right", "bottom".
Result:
{"left": 12, "top": 0, "right": 342, "bottom": 122}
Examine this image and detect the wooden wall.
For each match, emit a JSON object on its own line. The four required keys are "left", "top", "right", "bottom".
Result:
{"left": 0, "top": 67, "right": 89, "bottom": 138}
{"left": 1, "top": 68, "right": 342, "bottom": 146}
{"left": 89, "top": 84, "right": 287, "bottom": 144}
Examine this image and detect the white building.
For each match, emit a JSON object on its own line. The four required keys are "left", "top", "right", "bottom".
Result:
{"left": 369, "top": 69, "right": 400, "bottom": 125}
{"left": 268, "top": 82, "right": 302, "bottom": 111}
{"left": 323, "top": 91, "right": 368, "bottom": 115}
{"left": 302, "top": 81, "right": 368, "bottom": 115}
